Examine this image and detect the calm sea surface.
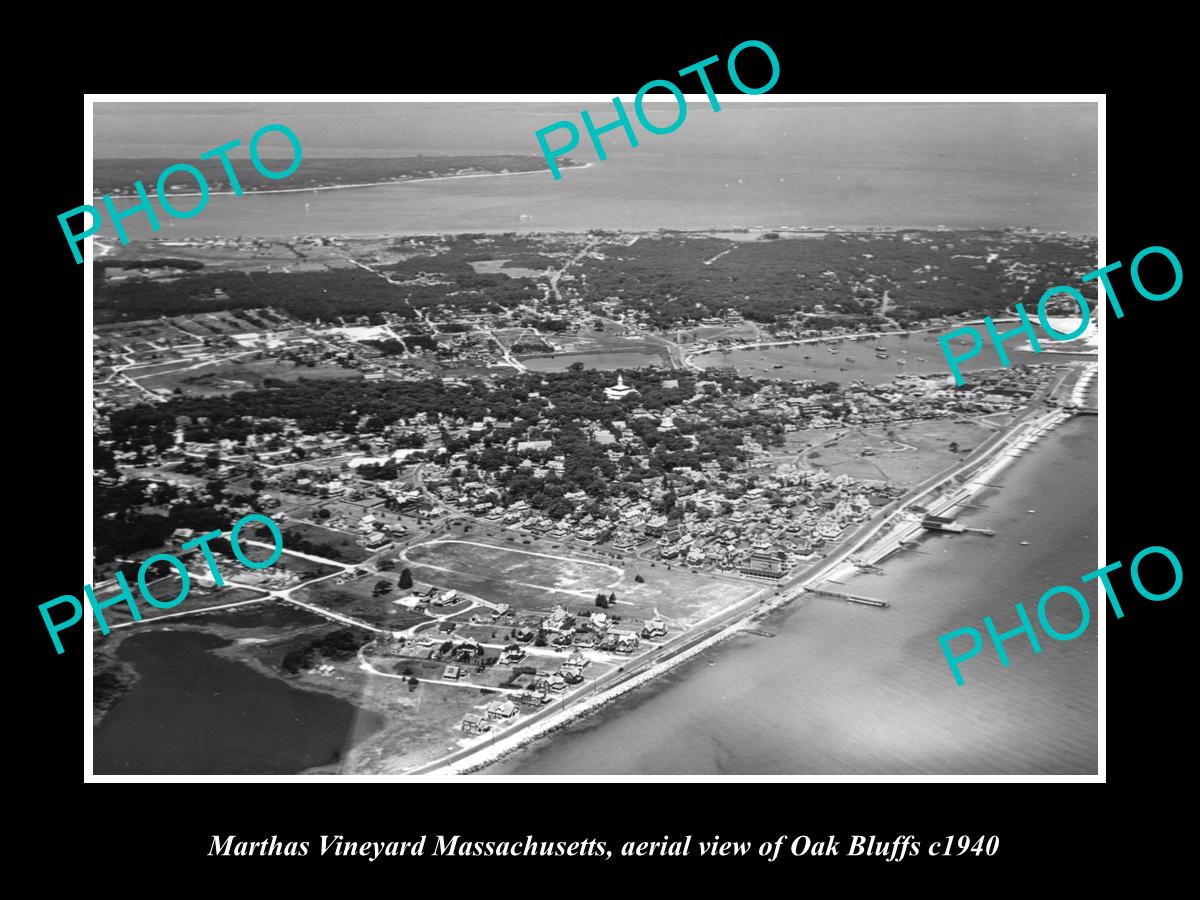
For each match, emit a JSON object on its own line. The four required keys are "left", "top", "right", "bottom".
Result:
{"left": 496, "top": 414, "right": 1098, "bottom": 774}
{"left": 97, "top": 102, "right": 1098, "bottom": 240}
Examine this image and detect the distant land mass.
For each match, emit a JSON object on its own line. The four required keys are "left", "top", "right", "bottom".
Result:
{"left": 93, "top": 155, "right": 582, "bottom": 197}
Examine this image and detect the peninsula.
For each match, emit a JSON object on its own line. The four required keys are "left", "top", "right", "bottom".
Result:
{"left": 94, "top": 155, "right": 587, "bottom": 198}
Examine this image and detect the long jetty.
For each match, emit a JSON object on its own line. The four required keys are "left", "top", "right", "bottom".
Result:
{"left": 805, "top": 587, "right": 890, "bottom": 608}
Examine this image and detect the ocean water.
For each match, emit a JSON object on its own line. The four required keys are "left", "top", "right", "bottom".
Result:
{"left": 95, "top": 102, "right": 1098, "bottom": 240}
{"left": 495, "top": 415, "right": 1098, "bottom": 774}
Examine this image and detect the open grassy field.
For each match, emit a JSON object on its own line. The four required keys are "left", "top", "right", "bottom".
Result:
{"left": 278, "top": 521, "right": 375, "bottom": 563}
{"left": 135, "top": 357, "right": 363, "bottom": 396}
{"left": 684, "top": 323, "right": 762, "bottom": 342}
{"left": 293, "top": 577, "right": 434, "bottom": 630}
{"left": 111, "top": 238, "right": 355, "bottom": 272}
{"left": 184, "top": 600, "right": 328, "bottom": 631}
{"left": 810, "top": 419, "right": 996, "bottom": 487}
{"left": 400, "top": 537, "right": 759, "bottom": 628}
{"left": 520, "top": 348, "right": 668, "bottom": 371}
{"left": 342, "top": 680, "right": 511, "bottom": 774}
{"left": 467, "top": 259, "right": 548, "bottom": 279}
{"left": 405, "top": 539, "right": 620, "bottom": 600}
{"left": 89, "top": 581, "right": 267, "bottom": 630}
{"left": 94, "top": 319, "right": 203, "bottom": 352}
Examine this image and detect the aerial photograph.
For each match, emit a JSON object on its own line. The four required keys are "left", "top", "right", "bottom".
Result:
{"left": 89, "top": 99, "right": 1099, "bottom": 776}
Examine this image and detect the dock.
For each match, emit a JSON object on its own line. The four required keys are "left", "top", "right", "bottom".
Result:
{"left": 744, "top": 627, "right": 776, "bottom": 638}
{"left": 805, "top": 587, "right": 890, "bottom": 608}
{"left": 921, "top": 514, "right": 993, "bottom": 537}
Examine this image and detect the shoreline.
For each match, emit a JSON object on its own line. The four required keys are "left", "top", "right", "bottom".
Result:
{"left": 97, "top": 224, "right": 1096, "bottom": 253}
{"left": 418, "top": 364, "right": 1096, "bottom": 774}
{"left": 98, "top": 162, "right": 594, "bottom": 201}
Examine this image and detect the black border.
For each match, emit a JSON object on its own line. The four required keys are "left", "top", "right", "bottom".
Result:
{"left": 24, "top": 35, "right": 1186, "bottom": 877}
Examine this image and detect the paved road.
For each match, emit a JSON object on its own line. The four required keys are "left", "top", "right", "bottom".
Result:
{"left": 401, "top": 391, "right": 1087, "bottom": 774}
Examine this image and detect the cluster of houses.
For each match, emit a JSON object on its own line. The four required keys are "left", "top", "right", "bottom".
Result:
{"left": 405, "top": 370, "right": 1053, "bottom": 571}
{"left": 407, "top": 604, "right": 672, "bottom": 736}
{"left": 419, "top": 445, "right": 891, "bottom": 576}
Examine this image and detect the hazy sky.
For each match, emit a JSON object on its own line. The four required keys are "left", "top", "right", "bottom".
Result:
{"left": 94, "top": 101, "right": 1098, "bottom": 177}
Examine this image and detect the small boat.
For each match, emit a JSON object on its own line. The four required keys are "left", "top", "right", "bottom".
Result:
{"left": 846, "top": 357, "right": 855, "bottom": 362}
{"left": 917, "top": 357, "right": 926, "bottom": 362}
{"left": 897, "top": 360, "right": 907, "bottom": 365}
{"left": 772, "top": 364, "right": 784, "bottom": 369}
{"left": 803, "top": 355, "right": 811, "bottom": 360}
{"left": 1020, "top": 541, "right": 1030, "bottom": 546}
{"left": 1027, "top": 509, "right": 1036, "bottom": 514}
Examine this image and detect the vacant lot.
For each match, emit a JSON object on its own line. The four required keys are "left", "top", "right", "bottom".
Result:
{"left": 521, "top": 349, "right": 668, "bottom": 371}
{"left": 89, "top": 581, "right": 267, "bottom": 630}
{"left": 344, "top": 680, "right": 513, "bottom": 774}
{"left": 278, "top": 521, "right": 375, "bottom": 563}
{"left": 294, "top": 577, "right": 433, "bottom": 630}
{"left": 405, "top": 540, "right": 620, "bottom": 602}
{"left": 400, "top": 537, "right": 758, "bottom": 628}
{"left": 94, "top": 320, "right": 199, "bottom": 352}
{"left": 811, "top": 419, "right": 995, "bottom": 487}
{"left": 137, "top": 357, "right": 363, "bottom": 396}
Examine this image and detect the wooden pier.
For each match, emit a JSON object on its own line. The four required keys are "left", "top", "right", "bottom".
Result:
{"left": 806, "top": 587, "right": 890, "bottom": 608}
{"left": 922, "top": 513, "right": 994, "bottom": 537}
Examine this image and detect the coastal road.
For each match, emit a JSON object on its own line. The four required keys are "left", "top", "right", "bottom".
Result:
{"left": 91, "top": 594, "right": 271, "bottom": 632}
{"left": 402, "top": 391, "right": 1084, "bottom": 773}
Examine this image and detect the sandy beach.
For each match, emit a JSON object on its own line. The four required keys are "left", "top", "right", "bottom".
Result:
{"left": 98, "top": 162, "right": 594, "bottom": 201}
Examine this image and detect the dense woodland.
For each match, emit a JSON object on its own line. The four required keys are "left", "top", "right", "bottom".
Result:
{"left": 106, "top": 368, "right": 762, "bottom": 450}
{"left": 103, "top": 366, "right": 830, "bottom": 520}
{"left": 577, "top": 231, "right": 1098, "bottom": 328}
{"left": 280, "top": 628, "right": 372, "bottom": 674}
{"left": 95, "top": 263, "right": 541, "bottom": 325}
{"left": 95, "top": 230, "right": 1096, "bottom": 331}
{"left": 93, "top": 478, "right": 232, "bottom": 564}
